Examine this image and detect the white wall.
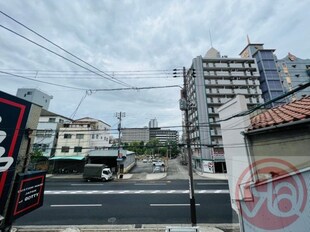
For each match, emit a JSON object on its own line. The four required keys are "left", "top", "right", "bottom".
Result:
{"left": 218, "top": 95, "right": 252, "bottom": 212}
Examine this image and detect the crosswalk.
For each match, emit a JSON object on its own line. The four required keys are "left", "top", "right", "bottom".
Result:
{"left": 45, "top": 189, "right": 229, "bottom": 195}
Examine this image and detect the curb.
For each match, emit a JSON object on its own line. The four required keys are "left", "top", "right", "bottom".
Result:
{"left": 11, "top": 224, "right": 240, "bottom": 232}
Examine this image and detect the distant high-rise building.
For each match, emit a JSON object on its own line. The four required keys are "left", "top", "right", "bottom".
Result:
{"left": 149, "top": 118, "right": 158, "bottom": 128}
{"left": 276, "top": 52, "right": 310, "bottom": 101}
{"left": 149, "top": 128, "right": 179, "bottom": 144}
{"left": 122, "top": 128, "right": 150, "bottom": 143}
{"left": 185, "top": 47, "right": 263, "bottom": 173}
{"left": 16, "top": 88, "right": 53, "bottom": 110}
{"left": 240, "top": 40, "right": 286, "bottom": 107}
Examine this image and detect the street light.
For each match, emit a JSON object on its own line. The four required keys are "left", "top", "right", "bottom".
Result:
{"left": 180, "top": 67, "right": 197, "bottom": 226}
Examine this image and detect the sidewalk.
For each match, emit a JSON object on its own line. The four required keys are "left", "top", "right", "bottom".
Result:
{"left": 12, "top": 223, "right": 240, "bottom": 232}
{"left": 194, "top": 171, "right": 228, "bottom": 180}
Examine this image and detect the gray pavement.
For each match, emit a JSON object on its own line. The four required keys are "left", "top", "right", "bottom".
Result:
{"left": 15, "top": 160, "right": 239, "bottom": 232}
{"left": 12, "top": 223, "right": 240, "bottom": 232}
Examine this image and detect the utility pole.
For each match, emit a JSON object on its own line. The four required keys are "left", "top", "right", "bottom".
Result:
{"left": 115, "top": 112, "right": 125, "bottom": 178}
{"left": 179, "top": 66, "right": 197, "bottom": 226}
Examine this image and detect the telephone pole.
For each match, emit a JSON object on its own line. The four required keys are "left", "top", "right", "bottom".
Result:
{"left": 115, "top": 112, "right": 125, "bottom": 177}
{"left": 179, "top": 67, "right": 197, "bottom": 226}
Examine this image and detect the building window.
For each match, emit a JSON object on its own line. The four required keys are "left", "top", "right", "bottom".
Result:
{"left": 48, "top": 118, "right": 56, "bottom": 122}
{"left": 61, "top": 146, "right": 70, "bottom": 153}
{"left": 74, "top": 146, "right": 82, "bottom": 152}
{"left": 27, "top": 91, "right": 32, "bottom": 95}
{"left": 76, "top": 134, "right": 84, "bottom": 139}
{"left": 64, "top": 134, "right": 72, "bottom": 139}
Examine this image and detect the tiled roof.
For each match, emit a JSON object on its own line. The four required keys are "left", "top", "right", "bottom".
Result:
{"left": 249, "top": 96, "right": 310, "bottom": 130}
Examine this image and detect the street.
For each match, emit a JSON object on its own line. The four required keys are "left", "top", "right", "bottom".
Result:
{"left": 13, "top": 159, "right": 237, "bottom": 226}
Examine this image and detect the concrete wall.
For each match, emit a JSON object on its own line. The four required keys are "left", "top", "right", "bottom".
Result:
{"left": 245, "top": 121, "right": 310, "bottom": 181}
{"left": 218, "top": 95, "right": 251, "bottom": 213}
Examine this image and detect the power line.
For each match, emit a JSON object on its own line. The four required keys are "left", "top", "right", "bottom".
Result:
{"left": 0, "top": 70, "right": 88, "bottom": 90}
{"left": 0, "top": 10, "right": 134, "bottom": 88}
{"left": 0, "top": 24, "right": 132, "bottom": 88}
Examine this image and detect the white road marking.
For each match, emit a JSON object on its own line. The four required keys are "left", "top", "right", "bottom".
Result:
{"left": 134, "top": 183, "right": 167, "bottom": 186}
{"left": 197, "top": 183, "right": 228, "bottom": 185}
{"left": 44, "top": 189, "right": 229, "bottom": 195}
{"left": 50, "top": 204, "right": 102, "bottom": 207}
{"left": 150, "top": 204, "right": 200, "bottom": 207}
{"left": 71, "top": 184, "right": 103, "bottom": 186}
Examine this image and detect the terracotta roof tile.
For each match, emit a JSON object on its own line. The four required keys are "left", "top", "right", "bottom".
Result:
{"left": 248, "top": 95, "right": 310, "bottom": 131}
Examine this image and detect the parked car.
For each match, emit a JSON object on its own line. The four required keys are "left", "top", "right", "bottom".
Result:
{"left": 153, "top": 160, "right": 165, "bottom": 166}
{"left": 142, "top": 159, "right": 148, "bottom": 163}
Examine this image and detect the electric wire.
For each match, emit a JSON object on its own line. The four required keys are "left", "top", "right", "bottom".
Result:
{"left": 0, "top": 10, "right": 133, "bottom": 88}
{"left": 0, "top": 24, "right": 132, "bottom": 88}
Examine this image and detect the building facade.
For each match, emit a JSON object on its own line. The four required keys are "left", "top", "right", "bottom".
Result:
{"left": 16, "top": 88, "right": 53, "bottom": 110}
{"left": 149, "top": 128, "right": 179, "bottom": 144}
{"left": 121, "top": 128, "right": 150, "bottom": 143}
{"left": 54, "top": 117, "right": 111, "bottom": 157}
{"left": 240, "top": 42, "right": 286, "bottom": 107}
{"left": 276, "top": 52, "right": 310, "bottom": 100}
{"left": 186, "top": 47, "right": 263, "bottom": 173}
{"left": 33, "top": 109, "right": 72, "bottom": 157}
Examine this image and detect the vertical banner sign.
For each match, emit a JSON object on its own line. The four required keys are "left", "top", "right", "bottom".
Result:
{"left": 0, "top": 91, "right": 31, "bottom": 216}
{"left": 7, "top": 171, "right": 46, "bottom": 222}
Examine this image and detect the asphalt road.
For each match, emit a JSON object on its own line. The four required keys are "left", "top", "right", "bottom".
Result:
{"left": 13, "top": 179, "right": 237, "bottom": 226}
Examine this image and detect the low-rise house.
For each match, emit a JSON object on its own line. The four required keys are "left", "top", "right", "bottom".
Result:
{"left": 219, "top": 95, "right": 310, "bottom": 232}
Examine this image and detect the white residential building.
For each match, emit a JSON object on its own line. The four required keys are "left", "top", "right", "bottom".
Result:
{"left": 16, "top": 88, "right": 53, "bottom": 110}
{"left": 33, "top": 109, "right": 72, "bottom": 157}
{"left": 185, "top": 47, "right": 264, "bottom": 173}
{"left": 55, "top": 117, "right": 111, "bottom": 157}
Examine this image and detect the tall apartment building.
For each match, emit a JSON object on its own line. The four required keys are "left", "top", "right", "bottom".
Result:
{"left": 276, "top": 52, "right": 310, "bottom": 100}
{"left": 16, "top": 88, "right": 53, "bottom": 110}
{"left": 186, "top": 47, "right": 263, "bottom": 173}
{"left": 149, "top": 118, "right": 158, "bottom": 128}
{"left": 240, "top": 41, "right": 286, "bottom": 107}
{"left": 122, "top": 128, "right": 150, "bottom": 143}
{"left": 55, "top": 117, "right": 111, "bottom": 157}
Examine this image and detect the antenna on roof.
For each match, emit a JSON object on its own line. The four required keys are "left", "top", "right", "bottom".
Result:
{"left": 247, "top": 34, "right": 251, "bottom": 44}
{"left": 209, "top": 29, "right": 213, "bottom": 47}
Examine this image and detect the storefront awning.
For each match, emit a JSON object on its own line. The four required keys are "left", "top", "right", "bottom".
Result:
{"left": 49, "top": 156, "right": 85, "bottom": 161}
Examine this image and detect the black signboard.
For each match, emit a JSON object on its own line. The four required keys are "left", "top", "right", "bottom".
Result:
{"left": 0, "top": 91, "right": 31, "bottom": 216}
{"left": 7, "top": 171, "right": 46, "bottom": 222}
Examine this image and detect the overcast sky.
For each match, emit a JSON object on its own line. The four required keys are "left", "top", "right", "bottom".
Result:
{"left": 1, "top": 0, "right": 309, "bottom": 136}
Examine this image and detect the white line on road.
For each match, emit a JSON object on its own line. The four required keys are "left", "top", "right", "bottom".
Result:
{"left": 71, "top": 184, "right": 103, "bottom": 186}
{"left": 197, "top": 183, "right": 228, "bottom": 185}
{"left": 150, "top": 204, "right": 200, "bottom": 207}
{"left": 134, "top": 183, "right": 167, "bottom": 186}
{"left": 44, "top": 189, "right": 229, "bottom": 195}
{"left": 50, "top": 204, "right": 102, "bottom": 207}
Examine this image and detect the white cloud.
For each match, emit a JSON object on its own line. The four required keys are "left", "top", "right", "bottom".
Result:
{"left": 0, "top": 0, "right": 309, "bottom": 134}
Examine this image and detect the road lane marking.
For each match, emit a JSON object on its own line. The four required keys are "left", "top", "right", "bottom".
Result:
{"left": 50, "top": 204, "right": 102, "bottom": 207}
{"left": 134, "top": 183, "right": 167, "bottom": 186}
{"left": 197, "top": 183, "right": 228, "bottom": 185}
{"left": 71, "top": 184, "right": 104, "bottom": 186}
{"left": 150, "top": 204, "right": 200, "bottom": 207}
{"left": 44, "top": 190, "right": 229, "bottom": 195}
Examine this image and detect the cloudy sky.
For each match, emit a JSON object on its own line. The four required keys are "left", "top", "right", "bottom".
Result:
{"left": 1, "top": 0, "right": 309, "bottom": 136}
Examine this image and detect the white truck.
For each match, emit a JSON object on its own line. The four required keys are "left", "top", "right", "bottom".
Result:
{"left": 83, "top": 164, "right": 113, "bottom": 182}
